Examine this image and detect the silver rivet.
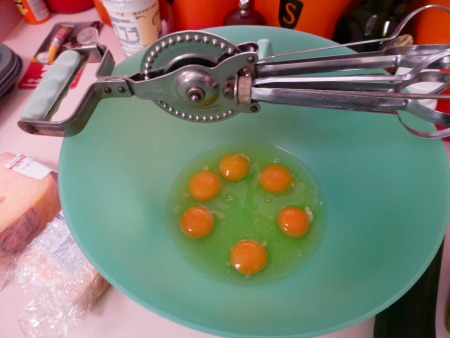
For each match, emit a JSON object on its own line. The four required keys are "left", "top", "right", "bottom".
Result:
{"left": 223, "top": 88, "right": 234, "bottom": 99}
{"left": 187, "top": 87, "right": 205, "bottom": 102}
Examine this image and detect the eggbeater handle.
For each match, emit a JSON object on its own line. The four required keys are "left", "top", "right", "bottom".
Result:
{"left": 251, "top": 44, "right": 450, "bottom": 138}
{"left": 17, "top": 44, "right": 133, "bottom": 137}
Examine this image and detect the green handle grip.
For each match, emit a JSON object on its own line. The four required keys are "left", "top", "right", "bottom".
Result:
{"left": 20, "top": 50, "right": 82, "bottom": 121}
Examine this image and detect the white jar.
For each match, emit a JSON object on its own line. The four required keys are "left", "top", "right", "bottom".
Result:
{"left": 103, "top": 0, "right": 162, "bottom": 57}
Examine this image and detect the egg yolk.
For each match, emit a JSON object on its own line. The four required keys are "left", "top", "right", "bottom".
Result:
{"left": 230, "top": 239, "right": 268, "bottom": 275}
{"left": 219, "top": 154, "right": 250, "bottom": 181}
{"left": 188, "top": 171, "right": 221, "bottom": 201}
{"left": 180, "top": 205, "right": 214, "bottom": 239}
{"left": 259, "top": 165, "right": 293, "bottom": 193}
{"left": 277, "top": 206, "right": 310, "bottom": 237}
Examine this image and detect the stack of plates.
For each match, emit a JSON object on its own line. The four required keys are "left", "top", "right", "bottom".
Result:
{"left": 0, "top": 44, "right": 22, "bottom": 98}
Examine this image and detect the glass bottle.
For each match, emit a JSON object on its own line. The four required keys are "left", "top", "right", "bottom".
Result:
{"left": 223, "top": 0, "right": 265, "bottom": 26}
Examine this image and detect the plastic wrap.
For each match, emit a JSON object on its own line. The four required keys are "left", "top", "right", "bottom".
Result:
{"left": 15, "top": 213, "right": 110, "bottom": 337}
{"left": 0, "top": 252, "right": 15, "bottom": 291}
{"left": 0, "top": 205, "right": 56, "bottom": 290}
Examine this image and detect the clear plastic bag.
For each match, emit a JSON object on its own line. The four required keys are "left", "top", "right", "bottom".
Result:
{"left": 0, "top": 209, "right": 53, "bottom": 291}
{"left": 0, "top": 211, "right": 53, "bottom": 291}
{"left": 0, "top": 252, "right": 15, "bottom": 291}
{"left": 15, "top": 213, "right": 110, "bottom": 337}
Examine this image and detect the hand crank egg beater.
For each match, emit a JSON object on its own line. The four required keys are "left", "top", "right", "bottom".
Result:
{"left": 18, "top": 5, "right": 450, "bottom": 139}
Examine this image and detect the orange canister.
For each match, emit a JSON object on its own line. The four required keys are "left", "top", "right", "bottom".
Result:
{"left": 159, "top": 0, "right": 237, "bottom": 32}
{"left": 14, "top": 0, "right": 50, "bottom": 24}
{"left": 253, "top": 0, "right": 354, "bottom": 39}
{"left": 410, "top": 0, "right": 450, "bottom": 44}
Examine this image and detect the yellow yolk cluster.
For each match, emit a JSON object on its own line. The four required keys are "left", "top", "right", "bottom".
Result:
{"left": 178, "top": 152, "right": 313, "bottom": 277}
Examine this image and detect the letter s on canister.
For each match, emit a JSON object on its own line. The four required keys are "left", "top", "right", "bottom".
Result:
{"left": 254, "top": 0, "right": 353, "bottom": 39}
{"left": 279, "top": 0, "right": 303, "bottom": 29}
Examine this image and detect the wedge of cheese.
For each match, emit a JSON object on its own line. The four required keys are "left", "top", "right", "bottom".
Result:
{"left": 0, "top": 152, "right": 61, "bottom": 257}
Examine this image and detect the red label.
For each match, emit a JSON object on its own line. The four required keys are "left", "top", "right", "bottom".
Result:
{"left": 19, "top": 61, "right": 83, "bottom": 89}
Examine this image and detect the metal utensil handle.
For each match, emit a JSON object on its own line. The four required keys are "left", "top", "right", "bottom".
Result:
{"left": 256, "top": 45, "right": 450, "bottom": 77}
{"left": 259, "top": 4, "right": 450, "bottom": 62}
{"left": 17, "top": 44, "right": 127, "bottom": 137}
{"left": 253, "top": 35, "right": 450, "bottom": 138}
{"left": 252, "top": 87, "right": 450, "bottom": 138}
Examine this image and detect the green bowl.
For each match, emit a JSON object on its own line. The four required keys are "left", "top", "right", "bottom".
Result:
{"left": 59, "top": 26, "right": 450, "bottom": 337}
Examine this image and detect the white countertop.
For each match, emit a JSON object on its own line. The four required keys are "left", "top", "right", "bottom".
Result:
{"left": 0, "top": 8, "right": 449, "bottom": 338}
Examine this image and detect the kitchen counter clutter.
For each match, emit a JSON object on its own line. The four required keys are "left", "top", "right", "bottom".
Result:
{"left": 0, "top": 8, "right": 449, "bottom": 338}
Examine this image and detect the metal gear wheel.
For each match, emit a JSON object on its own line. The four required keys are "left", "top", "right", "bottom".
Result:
{"left": 140, "top": 31, "right": 245, "bottom": 122}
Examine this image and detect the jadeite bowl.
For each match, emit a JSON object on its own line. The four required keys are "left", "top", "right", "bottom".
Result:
{"left": 59, "top": 26, "right": 450, "bottom": 337}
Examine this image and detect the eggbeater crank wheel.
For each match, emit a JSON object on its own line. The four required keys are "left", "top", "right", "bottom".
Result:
{"left": 141, "top": 31, "right": 243, "bottom": 122}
